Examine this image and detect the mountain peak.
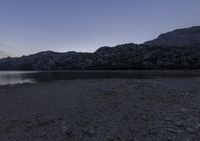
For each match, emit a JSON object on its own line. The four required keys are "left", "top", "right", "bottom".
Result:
{"left": 144, "top": 26, "right": 200, "bottom": 46}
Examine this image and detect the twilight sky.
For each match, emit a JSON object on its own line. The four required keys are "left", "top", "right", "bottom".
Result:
{"left": 0, "top": 0, "right": 200, "bottom": 57}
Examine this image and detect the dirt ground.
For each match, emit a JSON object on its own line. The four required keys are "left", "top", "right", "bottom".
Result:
{"left": 0, "top": 78, "right": 200, "bottom": 141}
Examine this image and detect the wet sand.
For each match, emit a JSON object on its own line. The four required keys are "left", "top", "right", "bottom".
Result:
{"left": 0, "top": 78, "right": 200, "bottom": 141}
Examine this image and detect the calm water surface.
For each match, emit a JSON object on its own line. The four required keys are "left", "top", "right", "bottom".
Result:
{"left": 0, "top": 70, "right": 200, "bottom": 86}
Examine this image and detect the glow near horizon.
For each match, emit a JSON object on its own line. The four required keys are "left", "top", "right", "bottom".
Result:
{"left": 0, "top": 0, "right": 200, "bottom": 57}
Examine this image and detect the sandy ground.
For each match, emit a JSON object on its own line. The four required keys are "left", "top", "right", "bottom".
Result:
{"left": 0, "top": 78, "right": 200, "bottom": 141}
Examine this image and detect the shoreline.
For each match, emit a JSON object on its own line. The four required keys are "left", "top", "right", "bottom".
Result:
{"left": 1, "top": 70, "right": 200, "bottom": 86}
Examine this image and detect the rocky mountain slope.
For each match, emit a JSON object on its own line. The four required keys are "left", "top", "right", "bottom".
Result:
{"left": 0, "top": 26, "right": 200, "bottom": 70}
{"left": 0, "top": 44, "right": 200, "bottom": 70}
{"left": 144, "top": 26, "right": 200, "bottom": 46}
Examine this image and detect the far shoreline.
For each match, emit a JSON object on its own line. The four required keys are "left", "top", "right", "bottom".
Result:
{"left": 1, "top": 70, "right": 200, "bottom": 86}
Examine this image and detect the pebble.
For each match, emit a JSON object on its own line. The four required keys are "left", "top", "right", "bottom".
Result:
{"left": 166, "top": 128, "right": 177, "bottom": 133}
{"left": 85, "top": 129, "right": 96, "bottom": 137}
{"left": 127, "top": 136, "right": 133, "bottom": 141}
{"left": 185, "top": 138, "right": 193, "bottom": 141}
{"left": 186, "top": 127, "right": 195, "bottom": 134}
{"left": 141, "top": 115, "right": 148, "bottom": 121}
{"left": 165, "top": 117, "right": 172, "bottom": 122}
{"left": 180, "top": 107, "right": 188, "bottom": 113}
{"left": 27, "top": 123, "right": 33, "bottom": 128}
{"left": 149, "top": 129, "right": 158, "bottom": 135}
{"left": 78, "top": 134, "right": 84, "bottom": 140}
{"left": 61, "top": 123, "right": 72, "bottom": 135}
{"left": 194, "top": 123, "right": 200, "bottom": 129}
{"left": 97, "top": 119, "right": 104, "bottom": 123}
{"left": 165, "top": 136, "right": 173, "bottom": 141}
{"left": 174, "top": 121, "right": 184, "bottom": 127}
{"left": 41, "top": 132, "right": 46, "bottom": 137}
{"left": 107, "top": 136, "right": 114, "bottom": 141}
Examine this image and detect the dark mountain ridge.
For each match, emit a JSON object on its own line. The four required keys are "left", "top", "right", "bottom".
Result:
{"left": 144, "top": 26, "right": 200, "bottom": 46}
{"left": 1, "top": 26, "right": 200, "bottom": 70}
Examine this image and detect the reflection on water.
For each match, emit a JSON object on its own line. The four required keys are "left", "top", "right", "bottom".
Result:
{"left": 0, "top": 70, "right": 200, "bottom": 86}
{"left": 0, "top": 71, "right": 37, "bottom": 85}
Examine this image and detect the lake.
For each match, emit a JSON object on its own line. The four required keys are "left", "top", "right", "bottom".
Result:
{"left": 1, "top": 70, "right": 200, "bottom": 86}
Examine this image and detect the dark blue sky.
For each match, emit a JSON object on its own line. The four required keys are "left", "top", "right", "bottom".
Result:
{"left": 0, "top": 0, "right": 200, "bottom": 57}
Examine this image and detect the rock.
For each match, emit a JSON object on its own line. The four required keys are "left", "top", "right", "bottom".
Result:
{"left": 61, "top": 123, "right": 72, "bottom": 135}
{"left": 27, "top": 123, "right": 33, "bottom": 128}
{"left": 84, "top": 129, "right": 96, "bottom": 137}
{"left": 194, "top": 122, "right": 200, "bottom": 129}
{"left": 180, "top": 107, "right": 188, "bottom": 113}
{"left": 127, "top": 136, "right": 134, "bottom": 141}
{"left": 55, "top": 117, "right": 62, "bottom": 125}
{"left": 165, "top": 117, "right": 173, "bottom": 122}
{"left": 165, "top": 136, "right": 173, "bottom": 141}
{"left": 141, "top": 115, "right": 148, "bottom": 121}
{"left": 174, "top": 121, "right": 184, "bottom": 127}
{"left": 185, "top": 138, "right": 193, "bottom": 141}
{"left": 78, "top": 134, "right": 84, "bottom": 140}
{"left": 186, "top": 127, "right": 195, "bottom": 134}
{"left": 166, "top": 128, "right": 177, "bottom": 133}
{"left": 97, "top": 119, "right": 103, "bottom": 123}
{"left": 41, "top": 132, "right": 46, "bottom": 137}
{"left": 131, "top": 136, "right": 139, "bottom": 141}
{"left": 107, "top": 136, "right": 115, "bottom": 141}
{"left": 149, "top": 129, "right": 158, "bottom": 135}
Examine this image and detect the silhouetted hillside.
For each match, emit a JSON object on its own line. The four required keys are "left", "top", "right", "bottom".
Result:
{"left": 1, "top": 26, "right": 200, "bottom": 70}
{"left": 144, "top": 26, "right": 200, "bottom": 46}
{"left": 0, "top": 44, "right": 200, "bottom": 70}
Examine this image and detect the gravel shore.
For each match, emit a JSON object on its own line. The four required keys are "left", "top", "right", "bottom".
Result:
{"left": 0, "top": 78, "right": 200, "bottom": 141}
